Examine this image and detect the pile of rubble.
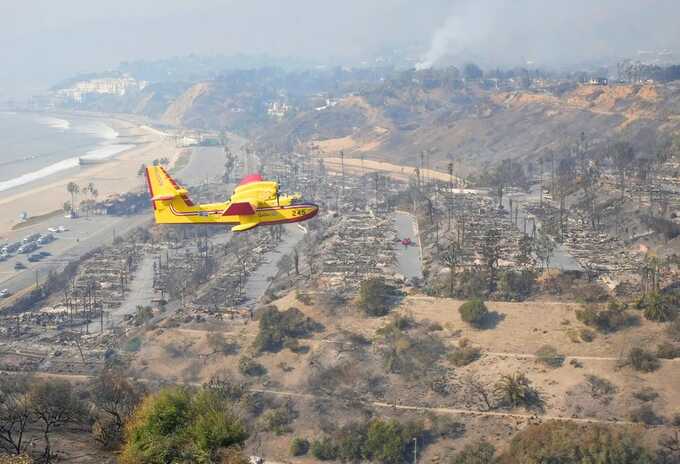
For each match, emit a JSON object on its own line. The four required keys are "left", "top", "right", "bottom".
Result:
{"left": 316, "top": 211, "right": 398, "bottom": 291}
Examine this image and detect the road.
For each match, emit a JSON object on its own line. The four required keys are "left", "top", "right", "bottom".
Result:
{"left": 393, "top": 211, "right": 423, "bottom": 281}
{"left": 502, "top": 186, "right": 582, "bottom": 271}
{"left": 108, "top": 254, "right": 157, "bottom": 327}
{"left": 0, "top": 134, "right": 247, "bottom": 308}
{"left": 0, "top": 213, "right": 151, "bottom": 305}
{"left": 242, "top": 224, "right": 306, "bottom": 308}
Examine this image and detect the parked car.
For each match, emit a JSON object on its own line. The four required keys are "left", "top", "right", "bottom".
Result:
{"left": 17, "top": 242, "right": 37, "bottom": 254}
{"left": 57, "top": 226, "right": 69, "bottom": 232}
{"left": 22, "top": 233, "right": 41, "bottom": 244}
{"left": 38, "top": 233, "right": 55, "bottom": 245}
{"left": 0, "top": 289, "right": 10, "bottom": 298}
{"left": 47, "top": 226, "right": 59, "bottom": 233}
{"left": 38, "top": 251, "right": 51, "bottom": 257}
{"left": 2, "top": 242, "right": 22, "bottom": 254}
{"left": 14, "top": 262, "right": 26, "bottom": 270}
{"left": 0, "top": 253, "right": 7, "bottom": 262}
{"left": 28, "top": 253, "right": 42, "bottom": 262}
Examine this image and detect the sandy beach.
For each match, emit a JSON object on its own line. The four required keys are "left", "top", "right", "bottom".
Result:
{"left": 0, "top": 115, "right": 181, "bottom": 237}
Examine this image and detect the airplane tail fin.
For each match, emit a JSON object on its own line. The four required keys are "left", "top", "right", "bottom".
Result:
{"left": 145, "top": 166, "right": 194, "bottom": 220}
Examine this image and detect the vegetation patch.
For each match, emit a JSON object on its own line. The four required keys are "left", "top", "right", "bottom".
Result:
{"left": 494, "top": 372, "right": 543, "bottom": 411}
{"left": 629, "top": 404, "right": 664, "bottom": 425}
{"left": 447, "top": 339, "right": 481, "bottom": 366}
{"left": 535, "top": 345, "right": 565, "bottom": 368}
{"left": 238, "top": 356, "right": 267, "bottom": 377}
{"left": 656, "top": 341, "right": 680, "bottom": 359}
{"left": 377, "top": 320, "right": 446, "bottom": 379}
{"left": 311, "top": 418, "right": 425, "bottom": 463}
{"left": 253, "top": 306, "right": 323, "bottom": 353}
{"left": 451, "top": 440, "right": 496, "bottom": 464}
{"left": 458, "top": 299, "right": 489, "bottom": 327}
{"left": 576, "top": 301, "right": 637, "bottom": 333}
{"left": 584, "top": 374, "right": 617, "bottom": 398}
{"left": 501, "top": 421, "right": 653, "bottom": 463}
{"left": 120, "top": 386, "right": 248, "bottom": 463}
{"left": 290, "top": 437, "right": 310, "bottom": 456}
{"left": 623, "top": 347, "right": 660, "bottom": 373}
{"left": 358, "top": 278, "right": 400, "bottom": 317}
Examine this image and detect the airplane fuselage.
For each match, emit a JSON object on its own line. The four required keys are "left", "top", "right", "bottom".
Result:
{"left": 158, "top": 201, "right": 319, "bottom": 226}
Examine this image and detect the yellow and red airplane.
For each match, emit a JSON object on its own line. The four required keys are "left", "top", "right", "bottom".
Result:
{"left": 145, "top": 166, "right": 318, "bottom": 232}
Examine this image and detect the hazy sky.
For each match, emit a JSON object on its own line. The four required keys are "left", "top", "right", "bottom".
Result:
{"left": 2, "top": 0, "right": 679, "bottom": 97}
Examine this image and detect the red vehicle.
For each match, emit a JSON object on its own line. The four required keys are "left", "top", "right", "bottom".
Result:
{"left": 401, "top": 238, "right": 413, "bottom": 246}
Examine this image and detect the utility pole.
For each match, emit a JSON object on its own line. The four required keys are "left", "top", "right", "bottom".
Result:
{"left": 340, "top": 150, "right": 345, "bottom": 201}
{"left": 413, "top": 437, "right": 417, "bottom": 464}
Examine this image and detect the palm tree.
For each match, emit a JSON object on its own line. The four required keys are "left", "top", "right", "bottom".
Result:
{"left": 441, "top": 240, "right": 461, "bottom": 297}
{"left": 66, "top": 182, "right": 79, "bottom": 215}
{"left": 494, "top": 372, "right": 541, "bottom": 410}
{"left": 642, "top": 292, "right": 673, "bottom": 322}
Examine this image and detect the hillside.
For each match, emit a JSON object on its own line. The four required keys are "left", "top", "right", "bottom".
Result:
{"left": 264, "top": 82, "right": 680, "bottom": 173}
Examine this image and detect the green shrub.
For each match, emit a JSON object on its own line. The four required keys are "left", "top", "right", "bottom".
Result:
{"left": 496, "top": 269, "right": 536, "bottom": 301}
{"left": 359, "top": 278, "right": 396, "bottom": 317}
{"left": 459, "top": 299, "right": 489, "bottom": 326}
{"left": 253, "top": 306, "right": 323, "bottom": 353}
{"left": 363, "top": 418, "right": 424, "bottom": 464}
{"left": 448, "top": 340, "right": 481, "bottom": 366}
{"left": 282, "top": 338, "right": 309, "bottom": 353}
{"left": 625, "top": 347, "right": 660, "bottom": 372}
{"left": 584, "top": 375, "right": 617, "bottom": 397}
{"left": 337, "top": 422, "right": 368, "bottom": 462}
{"left": 120, "top": 387, "right": 248, "bottom": 464}
{"left": 494, "top": 372, "right": 542, "bottom": 410}
{"left": 238, "top": 356, "right": 266, "bottom": 377}
{"left": 258, "top": 402, "right": 297, "bottom": 435}
{"left": 311, "top": 436, "right": 339, "bottom": 461}
{"left": 290, "top": 437, "right": 309, "bottom": 456}
{"left": 535, "top": 345, "right": 565, "bottom": 368}
{"left": 576, "top": 303, "right": 635, "bottom": 333}
{"left": 206, "top": 332, "right": 239, "bottom": 355}
{"left": 629, "top": 404, "right": 663, "bottom": 425}
{"left": 379, "top": 327, "right": 446, "bottom": 379}
{"left": 637, "top": 291, "right": 677, "bottom": 322}
{"left": 451, "top": 440, "right": 496, "bottom": 464}
{"left": 579, "top": 328, "right": 595, "bottom": 342}
{"left": 501, "top": 421, "right": 653, "bottom": 463}
{"left": 632, "top": 387, "right": 658, "bottom": 402}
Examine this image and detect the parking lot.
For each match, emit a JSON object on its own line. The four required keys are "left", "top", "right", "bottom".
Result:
{"left": 0, "top": 213, "right": 150, "bottom": 303}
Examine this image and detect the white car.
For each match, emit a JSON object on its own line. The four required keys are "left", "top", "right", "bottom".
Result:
{"left": 48, "top": 227, "right": 59, "bottom": 233}
{"left": 0, "top": 289, "right": 10, "bottom": 298}
{"left": 57, "top": 226, "right": 69, "bottom": 232}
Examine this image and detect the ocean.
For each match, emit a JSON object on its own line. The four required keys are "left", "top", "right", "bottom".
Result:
{"left": 0, "top": 112, "right": 134, "bottom": 193}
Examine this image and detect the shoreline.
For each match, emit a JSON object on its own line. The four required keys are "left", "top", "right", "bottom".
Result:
{"left": 0, "top": 112, "right": 181, "bottom": 237}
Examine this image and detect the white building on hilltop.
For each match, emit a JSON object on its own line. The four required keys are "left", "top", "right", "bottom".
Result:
{"left": 57, "top": 75, "right": 148, "bottom": 102}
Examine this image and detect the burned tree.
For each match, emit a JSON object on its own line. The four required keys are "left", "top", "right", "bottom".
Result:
{"left": 441, "top": 240, "right": 462, "bottom": 297}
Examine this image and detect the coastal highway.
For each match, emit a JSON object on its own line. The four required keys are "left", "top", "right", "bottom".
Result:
{"left": 0, "top": 132, "right": 250, "bottom": 309}
{"left": 0, "top": 214, "right": 151, "bottom": 306}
